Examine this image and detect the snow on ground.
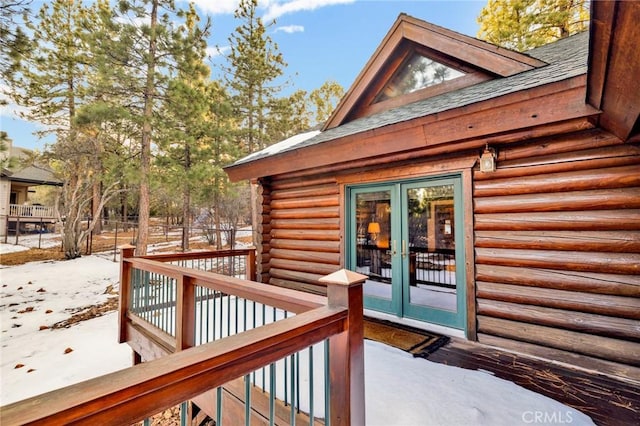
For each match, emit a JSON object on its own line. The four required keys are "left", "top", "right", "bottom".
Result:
{"left": 0, "top": 251, "right": 595, "bottom": 425}
{"left": 1, "top": 313, "right": 131, "bottom": 404}
{"left": 1, "top": 254, "right": 120, "bottom": 341}
{"left": 0, "top": 254, "right": 132, "bottom": 404}
{"left": 365, "top": 342, "right": 593, "bottom": 425}
{"left": 2, "top": 233, "right": 61, "bottom": 250}
{"left": 0, "top": 244, "right": 29, "bottom": 254}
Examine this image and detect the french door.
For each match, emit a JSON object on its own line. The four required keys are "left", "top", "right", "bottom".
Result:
{"left": 348, "top": 175, "right": 466, "bottom": 330}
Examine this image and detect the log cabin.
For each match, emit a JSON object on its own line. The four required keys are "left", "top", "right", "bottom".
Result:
{"left": 2, "top": 3, "right": 638, "bottom": 425}
{"left": 225, "top": 1, "right": 640, "bottom": 383}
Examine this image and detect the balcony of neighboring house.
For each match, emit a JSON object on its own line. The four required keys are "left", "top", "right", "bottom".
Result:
{"left": 8, "top": 203, "right": 55, "bottom": 219}
{"left": 4, "top": 202, "right": 58, "bottom": 239}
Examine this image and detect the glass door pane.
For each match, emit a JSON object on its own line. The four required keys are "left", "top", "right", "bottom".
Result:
{"left": 354, "top": 189, "right": 394, "bottom": 310}
{"left": 348, "top": 175, "right": 465, "bottom": 329}
{"left": 404, "top": 184, "right": 457, "bottom": 313}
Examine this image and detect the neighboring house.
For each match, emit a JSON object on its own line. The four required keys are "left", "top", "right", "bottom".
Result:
{"left": 0, "top": 140, "right": 62, "bottom": 238}
{"left": 226, "top": 2, "right": 640, "bottom": 383}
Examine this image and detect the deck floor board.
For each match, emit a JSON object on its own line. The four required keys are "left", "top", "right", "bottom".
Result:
{"left": 427, "top": 339, "right": 640, "bottom": 426}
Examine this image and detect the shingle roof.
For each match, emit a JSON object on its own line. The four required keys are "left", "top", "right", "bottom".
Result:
{"left": 2, "top": 164, "right": 62, "bottom": 186}
{"left": 233, "top": 31, "right": 589, "bottom": 167}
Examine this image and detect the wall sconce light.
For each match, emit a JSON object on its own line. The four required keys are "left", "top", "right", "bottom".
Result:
{"left": 367, "top": 222, "right": 380, "bottom": 242}
{"left": 480, "top": 144, "right": 496, "bottom": 173}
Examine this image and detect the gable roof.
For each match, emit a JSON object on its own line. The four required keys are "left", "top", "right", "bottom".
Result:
{"left": 227, "top": 30, "right": 589, "bottom": 178}
{"left": 1, "top": 146, "right": 62, "bottom": 186}
{"left": 323, "top": 14, "right": 547, "bottom": 130}
{"left": 2, "top": 164, "right": 62, "bottom": 186}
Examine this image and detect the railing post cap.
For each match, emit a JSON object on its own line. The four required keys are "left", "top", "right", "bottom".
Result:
{"left": 319, "top": 269, "right": 367, "bottom": 287}
{"left": 119, "top": 244, "right": 136, "bottom": 257}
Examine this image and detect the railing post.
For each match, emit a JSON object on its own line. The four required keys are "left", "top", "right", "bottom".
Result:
{"left": 320, "top": 269, "right": 367, "bottom": 426}
{"left": 176, "top": 275, "right": 196, "bottom": 351}
{"left": 119, "top": 244, "right": 136, "bottom": 344}
{"left": 248, "top": 248, "right": 256, "bottom": 281}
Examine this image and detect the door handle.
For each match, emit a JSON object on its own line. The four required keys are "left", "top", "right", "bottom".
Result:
{"left": 401, "top": 240, "right": 407, "bottom": 259}
{"left": 392, "top": 240, "right": 397, "bottom": 256}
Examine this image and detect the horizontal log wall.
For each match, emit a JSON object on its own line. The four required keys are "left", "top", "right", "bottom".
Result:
{"left": 263, "top": 176, "right": 341, "bottom": 294}
{"left": 473, "top": 131, "right": 640, "bottom": 375}
{"left": 257, "top": 182, "right": 271, "bottom": 284}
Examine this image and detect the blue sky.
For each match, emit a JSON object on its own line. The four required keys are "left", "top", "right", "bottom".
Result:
{"left": 1, "top": 0, "right": 486, "bottom": 151}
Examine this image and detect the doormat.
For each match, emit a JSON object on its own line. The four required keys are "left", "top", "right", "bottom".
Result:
{"left": 364, "top": 317, "right": 449, "bottom": 358}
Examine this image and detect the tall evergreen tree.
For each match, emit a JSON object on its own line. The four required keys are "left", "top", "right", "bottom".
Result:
{"left": 265, "top": 89, "right": 312, "bottom": 143}
{"left": 0, "top": 131, "right": 17, "bottom": 170}
{"left": 477, "top": 0, "right": 589, "bottom": 51}
{"left": 93, "top": 0, "right": 202, "bottom": 254}
{"left": 6, "top": 0, "right": 99, "bottom": 137}
{"left": 310, "top": 80, "right": 344, "bottom": 125}
{"left": 5, "top": 0, "right": 108, "bottom": 258}
{"left": 196, "top": 80, "right": 238, "bottom": 249}
{"left": 0, "top": 0, "right": 31, "bottom": 82}
{"left": 224, "top": 0, "right": 288, "bottom": 155}
{"left": 156, "top": 4, "right": 212, "bottom": 250}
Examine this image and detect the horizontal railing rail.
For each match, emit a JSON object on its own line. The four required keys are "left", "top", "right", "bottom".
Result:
{"left": 138, "top": 247, "right": 256, "bottom": 280}
{"left": 356, "top": 244, "right": 456, "bottom": 288}
{"left": 411, "top": 247, "right": 456, "bottom": 288}
{"left": 1, "top": 306, "right": 348, "bottom": 426}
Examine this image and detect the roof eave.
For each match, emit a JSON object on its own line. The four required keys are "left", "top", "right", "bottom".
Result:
{"left": 9, "top": 178, "right": 63, "bottom": 186}
{"left": 587, "top": 0, "right": 640, "bottom": 141}
{"left": 227, "top": 75, "right": 597, "bottom": 182}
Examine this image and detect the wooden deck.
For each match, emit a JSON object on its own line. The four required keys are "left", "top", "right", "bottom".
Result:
{"left": 427, "top": 339, "right": 640, "bottom": 426}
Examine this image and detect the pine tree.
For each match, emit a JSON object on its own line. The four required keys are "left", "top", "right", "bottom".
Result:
{"left": 7, "top": 0, "right": 99, "bottom": 136}
{"left": 265, "top": 89, "right": 312, "bottom": 143}
{"left": 5, "top": 0, "right": 110, "bottom": 258}
{"left": 0, "top": 131, "right": 17, "bottom": 170}
{"left": 196, "top": 80, "right": 238, "bottom": 249}
{"left": 0, "top": 0, "right": 31, "bottom": 82}
{"left": 477, "top": 0, "right": 589, "bottom": 52}
{"left": 155, "top": 4, "right": 213, "bottom": 250}
{"left": 310, "top": 80, "right": 345, "bottom": 126}
{"left": 93, "top": 0, "right": 202, "bottom": 254}
{"left": 224, "top": 0, "right": 288, "bottom": 155}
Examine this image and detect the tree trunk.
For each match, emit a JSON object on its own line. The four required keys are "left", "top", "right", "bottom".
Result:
{"left": 214, "top": 191, "right": 222, "bottom": 249}
{"left": 121, "top": 187, "right": 129, "bottom": 232}
{"left": 62, "top": 209, "right": 82, "bottom": 259}
{"left": 182, "top": 186, "right": 190, "bottom": 251}
{"left": 92, "top": 181, "right": 102, "bottom": 234}
{"left": 135, "top": 0, "right": 159, "bottom": 256}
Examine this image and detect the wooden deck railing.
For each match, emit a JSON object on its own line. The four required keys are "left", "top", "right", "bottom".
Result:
{"left": 1, "top": 247, "right": 366, "bottom": 426}
{"left": 8, "top": 204, "right": 55, "bottom": 218}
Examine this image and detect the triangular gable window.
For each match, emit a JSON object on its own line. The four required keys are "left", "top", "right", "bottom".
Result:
{"left": 323, "top": 14, "right": 546, "bottom": 130}
{"left": 375, "top": 53, "right": 465, "bottom": 103}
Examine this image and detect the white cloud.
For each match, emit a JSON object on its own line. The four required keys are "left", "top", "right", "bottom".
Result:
{"left": 186, "top": 1, "right": 354, "bottom": 24}
{"left": 190, "top": 0, "right": 239, "bottom": 15}
{"left": 274, "top": 24, "right": 304, "bottom": 34}
{"left": 206, "top": 45, "right": 231, "bottom": 59}
{"left": 263, "top": 0, "right": 355, "bottom": 22}
{"left": 0, "top": 86, "right": 30, "bottom": 120}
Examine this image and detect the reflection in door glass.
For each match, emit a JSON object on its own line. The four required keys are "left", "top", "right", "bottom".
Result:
{"left": 355, "top": 191, "right": 392, "bottom": 301}
{"left": 406, "top": 185, "right": 457, "bottom": 312}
